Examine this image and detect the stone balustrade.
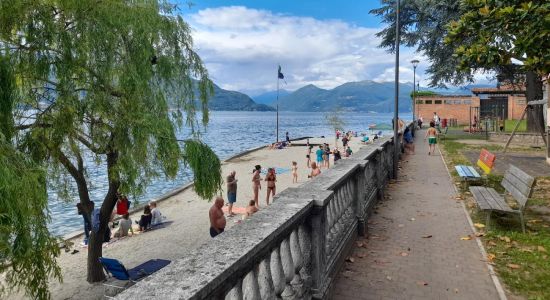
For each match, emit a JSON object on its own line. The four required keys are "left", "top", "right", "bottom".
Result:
{"left": 116, "top": 130, "right": 407, "bottom": 300}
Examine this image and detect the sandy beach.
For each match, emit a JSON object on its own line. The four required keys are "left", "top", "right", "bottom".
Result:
{"left": 17, "top": 136, "right": 366, "bottom": 300}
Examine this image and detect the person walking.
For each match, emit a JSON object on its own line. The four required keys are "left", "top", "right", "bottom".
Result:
{"left": 425, "top": 121, "right": 438, "bottom": 155}
{"left": 433, "top": 112, "right": 441, "bottom": 133}
{"left": 226, "top": 171, "right": 238, "bottom": 217}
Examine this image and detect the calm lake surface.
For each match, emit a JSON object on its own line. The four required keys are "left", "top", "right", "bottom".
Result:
{"left": 48, "top": 111, "right": 406, "bottom": 236}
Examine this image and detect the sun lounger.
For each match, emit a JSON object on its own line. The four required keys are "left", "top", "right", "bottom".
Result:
{"left": 99, "top": 257, "right": 171, "bottom": 298}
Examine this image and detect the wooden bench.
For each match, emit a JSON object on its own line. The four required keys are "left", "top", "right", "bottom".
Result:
{"left": 455, "top": 149, "right": 496, "bottom": 190}
{"left": 469, "top": 165, "right": 536, "bottom": 233}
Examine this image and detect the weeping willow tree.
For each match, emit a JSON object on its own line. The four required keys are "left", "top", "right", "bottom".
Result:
{"left": 0, "top": 0, "right": 222, "bottom": 291}
{"left": 0, "top": 56, "right": 61, "bottom": 299}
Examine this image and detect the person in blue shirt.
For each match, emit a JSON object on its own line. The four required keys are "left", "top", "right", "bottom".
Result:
{"left": 315, "top": 145, "right": 324, "bottom": 166}
{"left": 403, "top": 127, "right": 415, "bottom": 154}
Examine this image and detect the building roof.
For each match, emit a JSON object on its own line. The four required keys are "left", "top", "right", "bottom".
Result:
{"left": 471, "top": 84, "right": 526, "bottom": 95}
{"left": 416, "top": 94, "right": 471, "bottom": 99}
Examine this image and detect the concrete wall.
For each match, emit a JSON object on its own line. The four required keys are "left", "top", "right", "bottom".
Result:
{"left": 508, "top": 95, "right": 527, "bottom": 120}
{"left": 115, "top": 130, "right": 406, "bottom": 300}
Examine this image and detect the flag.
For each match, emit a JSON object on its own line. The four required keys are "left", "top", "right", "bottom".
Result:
{"left": 278, "top": 65, "right": 284, "bottom": 79}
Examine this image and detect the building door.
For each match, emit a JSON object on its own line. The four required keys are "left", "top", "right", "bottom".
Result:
{"left": 480, "top": 96, "right": 508, "bottom": 119}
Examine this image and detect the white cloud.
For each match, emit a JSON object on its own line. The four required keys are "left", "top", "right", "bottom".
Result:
{"left": 185, "top": 6, "right": 431, "bottom": 94}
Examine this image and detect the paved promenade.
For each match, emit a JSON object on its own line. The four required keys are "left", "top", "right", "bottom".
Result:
{"left": 332, "top": 132, "right": 502, "bottom": 300}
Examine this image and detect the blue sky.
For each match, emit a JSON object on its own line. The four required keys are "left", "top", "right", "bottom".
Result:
{"left": 174, "top": 1, "right": 491, "bottom": 95}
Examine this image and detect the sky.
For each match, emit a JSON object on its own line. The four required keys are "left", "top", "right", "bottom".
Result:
{"left": 175, "top": 1, "right": 492, "bottom": 96}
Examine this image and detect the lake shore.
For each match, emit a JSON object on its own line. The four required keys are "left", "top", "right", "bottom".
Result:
{"left": 15, "top": 135, "right": 367, "bottom": 300}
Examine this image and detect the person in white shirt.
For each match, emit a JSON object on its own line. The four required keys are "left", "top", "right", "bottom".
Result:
{"left": 113, "top": 213, "right": 134, "bottom": 238}
{"left": 150, "top": 201, "right": 163, "bottom": 226}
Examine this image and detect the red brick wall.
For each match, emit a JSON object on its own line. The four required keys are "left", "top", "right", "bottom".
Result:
{"left": 416, "top": 96, "right": 480, "bottom": 125}
{"left": 507, "top": 95, "right": 527, "bottom": 120}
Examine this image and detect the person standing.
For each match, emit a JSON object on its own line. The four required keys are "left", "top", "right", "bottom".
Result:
{"left": 77, "top": 201, "right": 94, "bottom": 246}
{"left": 315, "top": 145, "right": 324, "bottom": 167}
{"left": 306, "top": 144, "right": 312, "bottom": 168}
{"left": 252, "top": 165, "right": 262, "bottom": 208}
{"left": 425, "top": 121, "right": 438, "bottom": 155}
{"left": 291, "top": 161, "right": 298, "bottom": 183}
{"left": 285, "top": 132, "right": 290, "bottom": 143}
{"left": 265, "top": 168, "right": 277, "bottom": 205}
{"left": 333, "top": 148, "right": 342, "bottom": 163}
{"left": 226, "top": 171, "right": 238, "bottom": 217}
{"left": 209, "top": 197, "right": 226, "bottom": 238}
{"left": 342, "top": 135, "right": 349, "bottom": 148}
{"left": 433, "top": 112, "right": 441, "bottom": 133}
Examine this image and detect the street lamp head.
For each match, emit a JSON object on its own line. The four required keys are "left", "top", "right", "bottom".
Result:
{"left": 411, "top": 59, "right": 420, "bottom": 68}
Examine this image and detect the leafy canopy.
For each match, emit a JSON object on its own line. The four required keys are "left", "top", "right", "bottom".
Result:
{"left": 0, "top": 0, "right": 223, "bottom": 295}
{"left": 446, "top": 0, "right": 550, "bottom": 76}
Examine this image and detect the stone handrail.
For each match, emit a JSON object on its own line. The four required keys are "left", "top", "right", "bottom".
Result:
{"left": 116, "top": 132, "right": 403, "bottom": 300}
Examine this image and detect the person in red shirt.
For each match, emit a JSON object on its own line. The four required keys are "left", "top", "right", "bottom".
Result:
{"left": 116, "top": 193, "right": 130, "bottom": 216}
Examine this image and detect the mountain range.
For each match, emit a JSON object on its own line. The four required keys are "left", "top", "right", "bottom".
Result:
{"left": 204, "top": 80, "right": 486, "bottom": 112}
{"left": 260, "top": 81, "right": 415, "bottom": 112}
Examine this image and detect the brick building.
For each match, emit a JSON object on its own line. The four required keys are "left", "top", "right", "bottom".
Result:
{"left": 415, "top": 85, "right": 526, "bottom": 125}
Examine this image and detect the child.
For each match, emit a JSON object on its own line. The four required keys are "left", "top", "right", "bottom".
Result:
{"left": 425, "top": 121, "right": 438, "bottom": 155}
{"left": 137, "top": 206, "right": 152, "bottom": 231}
{"left": 245, "top": 200, "right": 259, "bottom": 218}
{"left": 291, "top": 161, "right": 298, "bottom": 183}
{"left": 345, "top": 146, "right": 353, "bottom": 157}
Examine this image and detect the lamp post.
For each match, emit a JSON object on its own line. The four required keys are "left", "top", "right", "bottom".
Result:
{"left": 411, "top": 59, "right": 419, "bottom": 125}
{"left": 393, "top": 0, "right": 400, "bottom": 179}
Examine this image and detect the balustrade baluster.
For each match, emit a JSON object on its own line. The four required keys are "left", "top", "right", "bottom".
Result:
{"left": 270, "top": 246, "right": 286, "bottom": 297}
{"left": 258, "top": 256, "right": 276, "bottom": 299}
{"left": 225, "top": 280, "right": 243, "bottom": 300}
{"left": 242, "top": 269, "right": 260, "bottom": 300}
{"left": 280, "top": 237, "right": 295, "bottom": 299}
{"left": 290, "top": 229, "right": 304, "bottom": 297}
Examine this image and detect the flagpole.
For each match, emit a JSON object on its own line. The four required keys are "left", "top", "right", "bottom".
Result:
{"left": 276, "top": 73, "right": 279, "bottom": 143}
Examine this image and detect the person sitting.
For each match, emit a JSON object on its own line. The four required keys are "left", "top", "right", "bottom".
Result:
{"left": 245, "top": 200, "right": 259, "bottom": 218}
{"left": 113, "top": 213, "right": 134, "bottom": 238}
{"left": 309, "top": 162, "right": 321, "bottom": 178}
{"left": 345, "top": 146, "right": 353, "bottom": 157}
{"left": 361, "top": 136, "right": 369, "bottom": 144}
{"left": 333, "top": 148, "right": 342, "bottom": 163}
{"left": 137, "top": 206, "right": 152, "bottom": 231}
{"left": 150, "top": 201, "right": 164, "bottom": 226}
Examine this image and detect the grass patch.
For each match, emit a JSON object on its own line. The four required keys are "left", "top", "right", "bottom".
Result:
{"left": 439, "top": 141, "right": 550, "bottom": 299}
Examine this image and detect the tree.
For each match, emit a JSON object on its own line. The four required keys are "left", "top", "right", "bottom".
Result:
{"left": 0, "top": 57, "right": 61, "bottom": 300}
{"left": 0, "top": 0, "right": 221, "bottom": 288}
{"left": 445, "top": 0, "right": 549, "bottom": 131}
{"left": 325, "top": 107, "right": 346, "bottom": 147}
{"left": 371, "top": 0, "right": 549, "bottom": 131}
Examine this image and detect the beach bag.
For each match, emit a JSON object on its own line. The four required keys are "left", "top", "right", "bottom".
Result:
{"left": 91, "top": 208, "right": 101, "bottom": 233}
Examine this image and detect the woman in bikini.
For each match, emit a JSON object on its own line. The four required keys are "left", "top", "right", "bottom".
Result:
{"left": 252, "top": 165, "right": 261, "bottom": 208}
{"left": 265, "top": 168, "right": 277, "bottom": 205}
{"left": 425, "top": 121, "right": 438, "bottom": 155}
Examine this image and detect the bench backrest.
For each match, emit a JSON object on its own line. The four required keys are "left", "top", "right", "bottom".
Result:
{"left": 477, "top": 149, "right": 496, "bottom": 174}
{"left": 501, "top": 164, "right": 536, "bottom": 209}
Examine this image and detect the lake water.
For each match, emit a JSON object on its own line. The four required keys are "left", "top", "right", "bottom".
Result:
{"left": 48, "top": 111, "right": 406, "bottom": 237}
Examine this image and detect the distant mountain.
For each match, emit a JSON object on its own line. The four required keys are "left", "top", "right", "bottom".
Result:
{"left": 187, "top": 81, "right": 274, "bottom": 111}
{"left": 252, "top": 90, "right": 291, "bottom": 106}
{"left": 276, "top": 80, "right": 413, "bottom": 112}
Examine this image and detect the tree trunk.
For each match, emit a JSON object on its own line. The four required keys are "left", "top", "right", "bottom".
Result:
{"left": 526, "top": 71, "right": 544, "bottom": 132}
{"left": 86, "top": 150, "right": 120, "bottom": 283}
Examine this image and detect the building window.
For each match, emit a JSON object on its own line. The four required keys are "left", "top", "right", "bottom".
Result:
{"left": 416, "top": 100, "right": 423, "bottom": 104}
{"left": 425, "top": 100, "right": 432, "bottom": 104}
{"left": 434, "top": 100, "right": 442, "bottom": 104}
{"left": 463, "top": 100, "right": 472, "bottom": 105}
{"left": 444, "top": 100, "right": 452, "bottom": 104}
{"left": 454, "top": 100, "right": 462, "bottom": 104}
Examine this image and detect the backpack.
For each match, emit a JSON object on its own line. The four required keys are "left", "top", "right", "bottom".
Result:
{"left": 91, "top": 208, "right": 101, "bottom": 233}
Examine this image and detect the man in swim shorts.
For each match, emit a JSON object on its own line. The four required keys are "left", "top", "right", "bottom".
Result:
{"left": 316, "top": 145, "right": 324, "bottom": 166}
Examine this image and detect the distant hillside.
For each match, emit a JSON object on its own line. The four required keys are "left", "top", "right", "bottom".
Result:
{"left": 252, "top": 90, "right": 290, "bottom": 106}
{"left": 187, "top": 81, "right": 274, "bottom": 111}
{"left": 276, "top": 80, "right": 414, "bottom": 112}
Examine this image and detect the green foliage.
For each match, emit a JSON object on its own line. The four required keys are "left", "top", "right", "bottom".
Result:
{"left": 0, "top": 0, "right": 220, "bottom": 286}
{"left": 410, "top": 90, "right": 437, "bottom": 99}
{"left": 446, "top": 0, "right": 550, "bottom": 76}
{"left": 0, "top": 141, "right": 61, "bottom": 300}
{"left": 0, "top": 57, "right": 15, "bottom": 140}
{"left": 183, "top": 140, "right": 222, "bottom": 200}
{"left": 370, "top": 0, "right": 472, "bottom": 87}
